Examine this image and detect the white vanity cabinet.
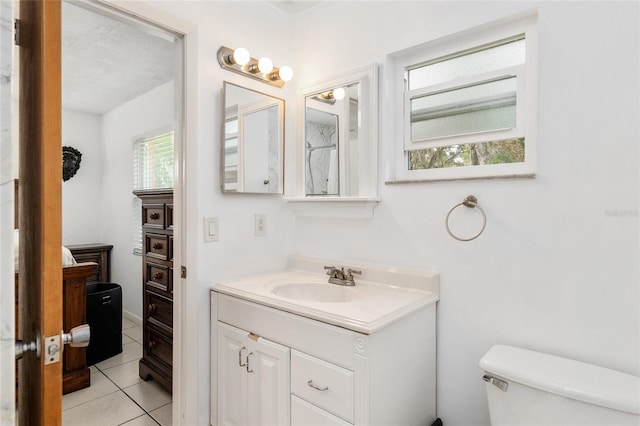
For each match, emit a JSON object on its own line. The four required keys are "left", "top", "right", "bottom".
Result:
{"left": 217, "top": 322, "right": 290, "bottom": 425}
{"left": 210, "top": 288, "right": 437, "bottom": 426}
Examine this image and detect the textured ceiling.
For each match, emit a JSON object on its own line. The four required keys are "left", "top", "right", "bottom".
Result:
{"left": 62, "top": 2, "right": 175, "bottom": 115}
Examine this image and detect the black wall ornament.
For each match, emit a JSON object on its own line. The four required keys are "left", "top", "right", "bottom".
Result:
{"left": 62, "top": 146, "right": 82, "bottom": 181}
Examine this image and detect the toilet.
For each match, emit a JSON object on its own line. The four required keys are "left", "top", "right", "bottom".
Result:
{"left": 480, "top": 345, "right": 640, "bottom": 426}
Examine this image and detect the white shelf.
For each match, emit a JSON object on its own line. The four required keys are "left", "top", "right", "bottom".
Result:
{"left": 283, "top": 197, "right": 380, "bottom": 219}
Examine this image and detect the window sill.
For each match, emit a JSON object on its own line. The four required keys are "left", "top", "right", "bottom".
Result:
{"left": 283, "top": 197, "right": 380, "bottom": 219}
{"left": 386, "top": 173, "right": 536, "bottom": 184}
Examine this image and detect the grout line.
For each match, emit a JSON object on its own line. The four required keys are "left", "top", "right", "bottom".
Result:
{"left": 64, "top": 317, "right": 170, "bottom": 426}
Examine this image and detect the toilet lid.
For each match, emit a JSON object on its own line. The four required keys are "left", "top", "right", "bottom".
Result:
{"left": 480, "top": 345, "right": 640, "bottom": 415}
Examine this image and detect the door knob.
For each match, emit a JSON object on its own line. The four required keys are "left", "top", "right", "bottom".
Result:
{"left": 62, "top": 324, "right": 90, "bottom": 348}
{"left": 15, "top": 333, "right": 41, "bottom": 360}
{"left": 15, "top": 324, "right": 90, "bottom": 363}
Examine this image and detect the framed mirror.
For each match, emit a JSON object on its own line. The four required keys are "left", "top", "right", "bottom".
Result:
{"left": 221, "top": 82, "right": 284, "bottom": 193}
{"left": 301, "top": 64, "right": 378, "bottom": 198}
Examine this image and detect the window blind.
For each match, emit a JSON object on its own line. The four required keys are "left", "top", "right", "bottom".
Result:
{"left": 132, "top": 130, "right": 174, "bottom": 253}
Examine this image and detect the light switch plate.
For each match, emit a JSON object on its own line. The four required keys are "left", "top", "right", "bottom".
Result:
{"left": 255, "top": 214, "right": 266, "bottom": 237}
{"left": 204, "top": 217, "right": 219, "bottom": 242}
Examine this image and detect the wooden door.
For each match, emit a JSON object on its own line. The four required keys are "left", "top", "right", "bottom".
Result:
{"left": 16, "top": 0, "right": 63, "bottom": 424}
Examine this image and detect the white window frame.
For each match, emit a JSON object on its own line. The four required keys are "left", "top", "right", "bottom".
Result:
{"left": 132, "top": 125, "right": 174, "bottom": 254}
{"left": 386, "top": 10, "right": 538, "bottom": 182}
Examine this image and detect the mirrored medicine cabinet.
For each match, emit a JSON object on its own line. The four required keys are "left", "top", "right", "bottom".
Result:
{"left": 285, "top": 64, "right": 379, "bottom": 217}
{"left": 221, "top": 82, "right": 284, "bottom": 194}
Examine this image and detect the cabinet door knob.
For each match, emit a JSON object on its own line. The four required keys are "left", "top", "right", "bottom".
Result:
{"left": 149, "top": 212, "right": 160, "bottom": 220}
{"left": 153, "top": 242, "right": 163, "bottom": 250}
{"left": 153, "top": 272, "right": 163, "bottom": 280}
{"left": 147, "top": 303, "right": 156, "bottom": 313}
{"left": 148, "top": 340, "right": 156, "bottom": 349}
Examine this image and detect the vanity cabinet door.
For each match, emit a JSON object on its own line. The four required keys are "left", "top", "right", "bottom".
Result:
{"left": 218, "top": 324, "right": 248, "bottom": 426}
{"left": 218, "top": 323, "right": 290, "bottom": 426}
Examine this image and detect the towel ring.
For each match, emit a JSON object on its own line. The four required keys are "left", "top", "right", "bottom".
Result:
{"left": 445, "top": 195, "right": 487, "bottom": 241}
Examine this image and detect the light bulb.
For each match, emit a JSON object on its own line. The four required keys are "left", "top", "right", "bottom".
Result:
{"left": 258, "top": 57, "right": 273, "bottom": 74}
{"left": 333, "top": 87, "right": 345, "bottom": 100}
{"left": 232, "top": 47, "right": 250, "bottom": 66}
{"left": 278, "top": 66, "right": 293, "bottom": 82}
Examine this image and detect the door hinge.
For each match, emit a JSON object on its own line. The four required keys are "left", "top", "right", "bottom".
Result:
{"left": 181, "top": 266, "right": 187, "bottom": 279}
{"left": 14, "top": 19, "right": 21, "bottom": 46}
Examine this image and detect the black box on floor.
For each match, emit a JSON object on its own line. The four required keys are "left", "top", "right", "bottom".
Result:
{"left": 86, "top": 282, "right": 123, "bottom": 365}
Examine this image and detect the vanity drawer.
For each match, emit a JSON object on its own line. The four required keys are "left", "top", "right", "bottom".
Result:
{"left": 146, "top": 234, "right": 169, "bottom": 260}
{"left": 146, "top": 290, "right": 173, "bottom": 331}
{"left": 142, "top": 203, "right": 165, "bottom": 229}
{"left": 291, "top": 395, "right": 352, "bottom": 426}
{"left": 291, "top": 349, "right": 354, "bottom": 423}
{"left": 146, "top": 262, "right": 171, "bottom": 293}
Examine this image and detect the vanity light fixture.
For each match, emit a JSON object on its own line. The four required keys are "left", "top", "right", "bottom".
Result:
{"left": 217, "top": 46, "right": 292, "bottom": 88}
{"left": 313, "top": 88, "right": 346, "bottom": 105}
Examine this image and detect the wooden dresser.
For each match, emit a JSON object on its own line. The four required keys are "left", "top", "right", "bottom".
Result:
{"left": 134, "top": 189, "right": 173, "bottom": 393}
{"left": 67, "top": 243, "right": 113, "bottom": 283}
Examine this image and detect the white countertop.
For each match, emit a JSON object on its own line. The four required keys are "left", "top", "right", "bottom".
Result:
{"left": 212, "top": 257, "right": 439, "bottom": 334}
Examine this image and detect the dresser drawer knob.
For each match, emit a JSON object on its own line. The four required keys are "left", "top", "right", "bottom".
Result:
{"left": 147, "top": 303, "right": 156, "bottom": 313}
{"left": 307, "top": 380, "right": 329, "bottom": 392}
{"left": 153, "top": 272, "right": 164, "bottom": 280}
{"left": 148, "top": 340, "right": 156, "bottom": 349}
{"left": 152, "top": 242, "right": 163, "bottom": 250}
{"left": 149, "top": 213, "right": 160, "bottom": 220}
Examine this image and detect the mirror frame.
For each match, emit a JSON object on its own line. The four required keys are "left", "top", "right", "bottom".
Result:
{"left": 299, "top": 64, "right": 378, "bottom": 199}
{"left": 221, "top": 81, "right": 285, "bottom": 194}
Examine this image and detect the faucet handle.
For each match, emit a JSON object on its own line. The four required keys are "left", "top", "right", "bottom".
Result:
{"left": 346, "top": 268, "right": 362, "bottom": 277}
{"left": 324, "top": 265, "right": 337, "bottom": 276}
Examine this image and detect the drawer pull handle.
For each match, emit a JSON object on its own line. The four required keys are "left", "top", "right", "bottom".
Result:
{"left": 307, "top": 380, "right": 328, "bottom": 392}
{"left": 149, "top": 213, "right": 160, "bottom": 220}
{"left": 153, "top": 272, "right": 164, "bottom": 280}
{"left": 238, "top": 346, "right": 246, "bottom": 367}
{"left": 147, "top": 303, "right": 156, "bottom": 313}
{"left": 153, "top": 242, "right": 163, "bottom": 250}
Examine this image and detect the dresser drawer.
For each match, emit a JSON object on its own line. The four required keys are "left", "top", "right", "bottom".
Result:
{"left": 145, "top": 326, "right": 172, "bottom": 367}
{"left": 145, "top": 234, "right": 169, "bottom": 260}
{"left": 142, "top": 203, "right": 166, "bottom": 229}
{"left": 146, "top": 262, "right": 171, "bottom": 293}
{"left": 291, "top": 350, "right": 354, "bottom": 423}
{"left": 166, "top": 204, "right": 174, "bottom": 230}
{"left": 291, "top": 395, "right": 352, "bottom": 426}
{"left": 146, "top": 290, "right": 173, "bottom": 330}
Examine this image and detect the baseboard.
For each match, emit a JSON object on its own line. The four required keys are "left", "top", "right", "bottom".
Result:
{"left": 123, "top": 309, "right": 143, "bottom": 325}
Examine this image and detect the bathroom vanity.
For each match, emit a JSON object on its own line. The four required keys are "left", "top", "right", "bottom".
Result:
{"left": 210, "top": 256, "right": 439, "bottom": 426}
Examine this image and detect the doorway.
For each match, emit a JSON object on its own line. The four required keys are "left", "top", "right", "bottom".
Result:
{"left": 60, "top": 1, "right": 182, "bottom": 424}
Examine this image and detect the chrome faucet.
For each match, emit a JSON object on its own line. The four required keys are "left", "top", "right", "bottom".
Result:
{"left": 323, "top": 265, "right": 362, "bottom": 286}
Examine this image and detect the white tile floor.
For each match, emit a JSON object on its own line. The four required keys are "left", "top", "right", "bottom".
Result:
{"left": 62, "top": 317, "right": 172, "bottom": 426}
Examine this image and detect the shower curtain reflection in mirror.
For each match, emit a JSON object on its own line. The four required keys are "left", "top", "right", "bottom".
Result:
{"left": 305, "top": 108, "right": 339, "bottom": 195}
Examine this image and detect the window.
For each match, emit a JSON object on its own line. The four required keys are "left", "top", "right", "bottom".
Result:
{"left": 132, "top": 129, "right": 174, "bottom": 253}
{"left": 389, "top": 11, "right": 537, "bottom": 182}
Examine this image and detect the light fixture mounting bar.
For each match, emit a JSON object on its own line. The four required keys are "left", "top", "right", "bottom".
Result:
{"left": 217, "top": 46, "right": 284, "bottom": 88}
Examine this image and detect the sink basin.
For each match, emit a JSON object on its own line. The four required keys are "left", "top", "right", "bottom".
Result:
{"left": 270, "top": 283, "right": 358, "bottom": 303}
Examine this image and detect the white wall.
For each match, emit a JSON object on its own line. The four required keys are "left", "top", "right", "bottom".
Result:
{"left": 289, "top": 2, "right": 640, "bottom": 425}
{"left": 62, "top": 110, "right": 103, "bottom": 244}
{"left": 100, "top": 80, "right": 174, "bottom": 318}
{"left": 144, "top": 1, "right": 638, "bottom": 425}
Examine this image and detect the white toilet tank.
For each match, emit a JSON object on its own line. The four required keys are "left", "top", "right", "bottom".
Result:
{"left": 479, "top": 345, "right": 640, "bottom": 426}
